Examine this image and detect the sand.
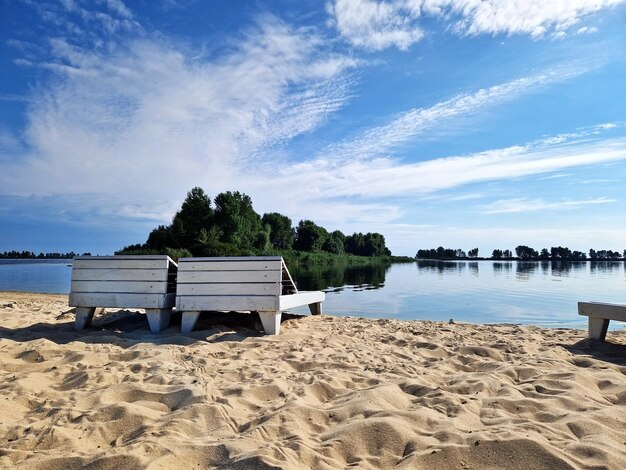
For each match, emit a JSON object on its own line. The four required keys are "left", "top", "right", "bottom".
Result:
{"left": 0, "top": 292, "right": 625, "bottom": 469}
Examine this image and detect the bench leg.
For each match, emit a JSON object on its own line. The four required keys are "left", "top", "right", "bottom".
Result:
{"left": 145, "top": 308, "right": 172, "bottom": 333}
{"left": 308, "top": 302, "right": 323, "bottom": 316}
{"left": 75, "top": 307, "right": 96, "bottom": 330}
{"left": 588, "top": 317, "right": 609, "bottom": 341}
{"left": 259, "top": 311, "right": 282, "bottom": 335}
{"left": 181, "top": 311, "right": 200, "bottom": 333}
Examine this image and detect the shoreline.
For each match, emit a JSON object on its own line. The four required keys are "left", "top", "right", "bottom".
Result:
{"left": 1, "top": 292, "right": 625, "bottom": 469}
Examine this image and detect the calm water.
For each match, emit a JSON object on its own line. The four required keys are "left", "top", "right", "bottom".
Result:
{"left": 0, "top": 259, "right": 73, "bottom": 293}
{"left": 1, "top": 259, "right": 624, "bottom": 330}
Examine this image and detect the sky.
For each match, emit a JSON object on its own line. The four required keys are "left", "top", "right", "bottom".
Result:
{"left": 1, "top": 0, "right": 626, "bottom": 257}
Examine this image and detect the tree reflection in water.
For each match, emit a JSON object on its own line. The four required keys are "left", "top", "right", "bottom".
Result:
{"left": 289, "top": 260, "right": 392, "bottom": 292}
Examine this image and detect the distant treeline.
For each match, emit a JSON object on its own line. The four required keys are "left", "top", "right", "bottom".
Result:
{"left": 0, "top": 251, "right": 91, "bottom": 259}
{"left": 416, "top": 247, "right": 480, "bottom": 259}
{"left": 416, "top": 245, "right": 626, "bottom": 261}
{"left": 117, "top": 187, "right": 392, "bottom": 260}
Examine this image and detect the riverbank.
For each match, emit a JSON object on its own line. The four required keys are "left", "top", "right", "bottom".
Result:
{"left": 1, "top": 292, "right": 625, "bottom": 469}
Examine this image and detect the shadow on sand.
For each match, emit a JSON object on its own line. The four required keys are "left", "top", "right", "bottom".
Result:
{"left": 0, "top": 309, "right": 306, "bottom": 348}
{"left": 563, "top": 336, "right": 626, "bottom": 367}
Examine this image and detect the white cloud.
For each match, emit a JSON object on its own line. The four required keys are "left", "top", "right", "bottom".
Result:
{"left": 2, "top": 16, "right": 357, "bottom": 212}
{"left": 577, "top": 26, "right": 599, "bottom": 34}
{"left": 267, "top": 137, "right": 626, "bottom": 201}
{"left": 327, "top": 0, "right": 626, "bottom": 50}
{"left": 326, "top": 0, "right": 424, "bottom": 51}
{"left": 479, "top": 197, "right": 615, "bottom": 215}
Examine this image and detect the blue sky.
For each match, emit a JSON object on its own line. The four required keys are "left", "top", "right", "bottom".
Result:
{"left": 1, "top": 0, "right": 626, "bottom": 256}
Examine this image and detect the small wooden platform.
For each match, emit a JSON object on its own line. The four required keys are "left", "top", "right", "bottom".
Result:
{"left": 176, "top": 256, "right": 325, "bottom": 335}
{"left": 69, "top": 255, "right": 178, "bottom": 333}
{"left": 578, "top": 302, "right": 626, "bottom": 340}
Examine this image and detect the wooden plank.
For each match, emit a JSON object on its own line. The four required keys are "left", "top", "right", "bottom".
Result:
{"left": 177, "top": 270, "right": 281, "bottom": 284}
{"left": 176, "top": 283, "right": 279, "bottom": 296}
{"left": 69, "top": 293, "right": 175, "bottom": 309}
{"left": 70, "top": 280, "right": 168, "bottom": 294}
{"left": 178, "top": 260, "right": 282, "bottom": 272}
{"left": 578, "top": 302, "right": 626, "bottom": 321}
{"left": 72, "top": 259, "right": 171, "bottom": 270}
{"left": 71, "top": 268, "right": 169, "bottom": 282}
{"left": 279, "top": 291, "right": 326, "bottom": 311}
{"left": 179, "top": 256, "right": 282, "bottom": 262}
{"left": 75, "top": 255, "right": 175, "bottom": 261}
{"left": 176, "top": 295, "right": 278, "bottom": 312}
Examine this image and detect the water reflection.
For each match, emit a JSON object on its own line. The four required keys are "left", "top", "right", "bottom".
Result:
{"left": 493, "top": 262, "right": 512, "bottom": 275}
{"left": 290, "top": 261, "right": 392, "bottom": 292}
{"left": 515, "top": 262, "right": 537, "bottom": 280}
{"left": 550, "top": 261, "right": 587, "bottom": 276}
{"left": 590, "top": 261, "right": 623, "bottom": 273}
{"left": 468, "top": 262, "right": 479, "bottom": 276}
{"left": 416, "top": 260, "right": 466, "bottom": 274}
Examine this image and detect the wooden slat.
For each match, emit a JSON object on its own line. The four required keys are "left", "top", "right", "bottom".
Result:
{"left": 70, "top": 280, "right": 168, "bottom": 294}
{"left": 69, "top": 293, "right": 175, "bottom": 309}
{"left": 178, "top": 260, "right": 282, "bottom": 272}
{"left": 179, "top": 256, "right": 282, "bottom": 262}
{"left": 75, "top": 255, "right": 174, "bottom": 260}
{"left": 578, "top": 302, "right": 626, "bottom": 321}
{"left": 176, "top": 295, "right": 278, "bottom": 311}
{"left": 72, "top": 258, "right": 171, "bottom": 270}
{"left": 176, "top": 283, "right": 278, "bottom": 296}
{"left": 177, "top": 270, "right": 281, "bottom": 284}
{"left": 280, "top": 291, "right": 326, "bottom": 310}
{"left": 71, "top": 269, "right": 169, "bottom": 282}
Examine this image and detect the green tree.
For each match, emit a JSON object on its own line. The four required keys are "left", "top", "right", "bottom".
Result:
{"left": 468, "top": 247, "right": 479, "bottom": 258}
{"left": 294, "top": 220, "right": 328, "bottom": 252}
{"left": 261, "top": 212, "right": 294, "bottom": 249}
{"left": 323, "top": 230, "right": 346, "bottom": 254}
{"left": 171, "top": 187, "right": 214, "bottom": 248}
{"left": 213, "top": 191, "right": 262, "bottom": 248}
{"left": 515, "top": 245, "right": 539, "bottom": 260}
{"left": 345, "top": 233, "right": 365, "bottom": 255}
{"left": 146, "top": 225, "right": 174, "bottom": 251}
{"left": 254, "top": 224, "right": 271, "bottom": 251}
{"left": 363, "top": 232, "right": 390, "bottom": 256}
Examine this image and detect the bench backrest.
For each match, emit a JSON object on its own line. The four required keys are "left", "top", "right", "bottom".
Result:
{"left": 69, "top": 255, "right": 177, "bottom": 309}
{"left": 175, "top": 256, "right": 297, "bottom": 312}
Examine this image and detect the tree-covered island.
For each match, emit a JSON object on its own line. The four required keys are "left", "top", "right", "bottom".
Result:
{"left": 116, "top": 187, "right": 412, "bottom": 264}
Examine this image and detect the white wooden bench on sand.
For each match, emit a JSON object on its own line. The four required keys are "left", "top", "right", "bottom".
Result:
{"left": 175, "top": 256, "right": 325, "bottom": 335}
{"left": 578, "top": 302, "right": 626, "bottom": 340}
{"left": 69, "top": 255, "right": 178, "bottom": 333}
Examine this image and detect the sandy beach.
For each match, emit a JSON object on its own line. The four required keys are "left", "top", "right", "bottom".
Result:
{"left": 0, "top": 291, "right": 625, "bottom": 469}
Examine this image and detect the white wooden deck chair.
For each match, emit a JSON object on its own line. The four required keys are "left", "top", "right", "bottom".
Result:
{"left": 578, "top": 302, "right": 626, "bottom": 341}
{"left": 175, "top": 256, "right": 325, "bottom": 335}
{"left": 69, "top": 255, "right": 177, "bottom": 333}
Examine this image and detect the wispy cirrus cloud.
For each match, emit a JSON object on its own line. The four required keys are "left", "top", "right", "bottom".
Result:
{"left": 327, "top": 0, "right": 626, "bottom": 50}
{"left": 316, "top": 66, "right": 589, "bottom": 163}
{"left": 479, "top": 197, "right": 616, "bottom": 215}
{"left": 268, "top": 136, "right": 626, "bottom": 202}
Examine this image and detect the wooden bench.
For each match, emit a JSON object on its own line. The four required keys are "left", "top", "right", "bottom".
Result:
{"left": 69, "top": 255, "right": 178, "bottom": 333}
{"left": 175, "top": 256, "right": 325, "bottom": 335}
{"left": 578, "top": 302, "right": 626, "bottom": 340}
